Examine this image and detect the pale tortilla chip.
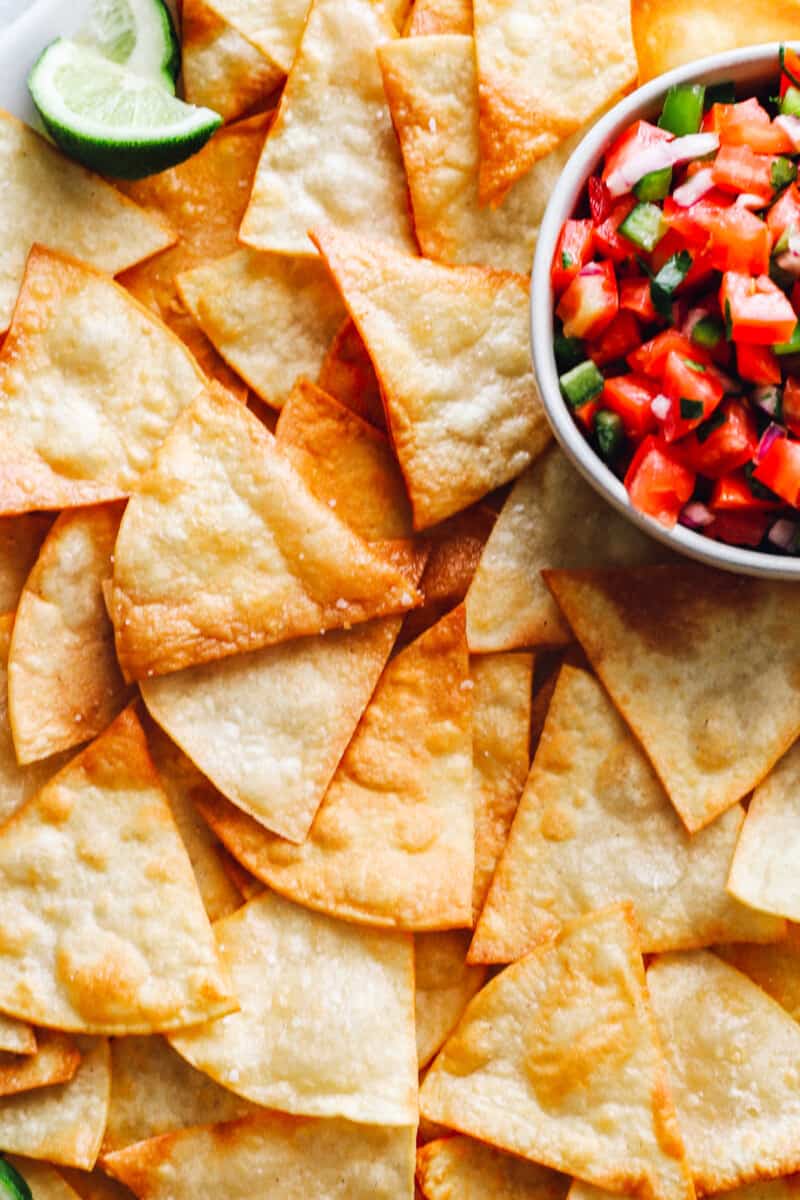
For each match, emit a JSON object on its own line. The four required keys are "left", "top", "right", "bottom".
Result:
{"left": 60, "top": 1169, "right": 136, "bottom": 1200}
{"left": 110, "top": 384, "right": 418, "bottom": 679}
{"left": 0, "top": 1031, "right": 80, "bottom": 1098}
{"left": 104, "top": 1113, "right": 416, "bottom": 1199}
{"left": 181, "top": 0, "right": 284, "bottom": 122}
{"left": 716, "top": 928, "right": 800, "bottom": 1023}
{"left": 239, "top": 0, "right": 416, "bottom": 256}
{"left": 318, "top": 319, "right": 386, "bottom": 429}
{"left": 631, "top": 0, "right": 800, "bottom": 83}
{"left": 0, "top": 247, "right": 206, "bottom": 515}
{"left": 649, "top": 951, "right": 800, "bottom": 1191}
{"left": 0, "top": 113, "right": 172, "bottom": 333}
{"left": 176, "top": 251, "right": 345, "bottom": 409}
{"left": 0, "top": 515, "right": 52, "bottom": 611}
{"left": 416, "top": 1136, "right": 568, "bottom": 1200}
{"left": 313, "top": 226, "right": 548, "bottom": 528}
{"left": 6, "top": 1157, "right": 83, "bottom": 1200}
{"left": 415, "top": 932, "right": 487, "bottom": 1070}
{"left": 199, "top": 0, "right": 309, "bottom": 73}
{"left": 406, "top": 0, "right": 471, "bottom": 34}
{"left": 545, "top": 566, "right": 800, "bottom": 833}
{"left": 169, "top": 889, "right": 417, "bottom": 1123}
{"left": 471, "top": 651, "right": 532, "bottom": 919}
{"left": 472, "top": 670, "right": 785, "bottom": 963}
{"left": 569, "top": 1181, "right": 800, "bottom": 1200}
{"left": 102, "top": 1036, "right": 254, "bottom": 1155}
{"left": 466, "top": 449, "right": 665, "bottom": 652}
{"left": 8, "top": 504, "right": 132, "bottom": 764}
{"left": 196, "top": 607, "right": 474, "bottom": 929}
{"left": 420, "top": 905, "right": 692, "bottom": 1199}
{"left": 728, "top": 741, "right": 800, "bottom": 921}
{"left": 0, "top": 1037, "right": 109, "bottom": 1169}
{"left": 0, "top": 1017, "right": 35, "bottom": 1057}
{"left": 0, "top": 706, "right": 234, "bottom": 1034}
{"left": 472, "top": 0, "right": 635, "bottom": 204}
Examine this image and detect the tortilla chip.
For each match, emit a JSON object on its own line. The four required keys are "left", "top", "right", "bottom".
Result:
{"left": 181, "top": 0, "right": 283, "bottom": 123}
{"left": 198, "top": 0, "right": 309, "bottom": 73}
{"left": 60, "top": 1170, "right": 136, "bottom": 1200}
{"left": 196, "top": 607, "right": 474, "bottom": 929}
{"left": 0, "top": 1037, "right": 109, "bottom": 1169}
{"left": 728, "top": 741, "right": 800, "bottom": 921}
{"left": 0, "top": 1018, "right": 35, "bottom": 1058}
{"left": 406, "top": 0, "right": 471, "bottom": 34}
{"left": 649, "top": 951, "right": 800, "bottom": 1191}
{"left": 102, "top": 1036, "right": 254, "bottom": 1155}
{"left": 570, "top": 1182, "right": 800, "bottom": 1200}
{"left": 416, "top": 1136, "right": 568, "bottom": 1200}
{"left": 0, "top": 515, "right": 52, "bottom": 611}
{"left": 5, "top": 1158, "right": 83, "bottom": 1200}
{"left": 318, "top": 319, "right": 386, "bottom": 429}
{"left": 0, "top": 706, "right": 234, "bottom": 1033}
{"left": 472, "top": 0, "right": 635, "bottom": 204}
{"left": 415, "top": 932, "right": 487, "bottom": 1070}
{"left": 545, "top": 565, "right": 800, "bottom": 833}
{"left": 0, "top": 247, "right": 206, "bottom": 515}
{"left": 313, "top": 226, "right": 548, "bottom": 528}
{"left": 239, "top": 0, "right": 416, "bottom": 256}
{"left": 420, "top": 905, "right": 692, "bottom": 1199}
{"left": 169, "top": 889, "right": 417, "bottom": 1123}
{"left": 176, "top": 251, "right": 345, "bottom": 409}
{"left": 143, "top": 722, "right": 241, "bottom": 922}
{"left": 104, "top": 1113, "right": 415, "bottom": 1199}
{"left": 8, "top": 504, "right": 131, "bottom": 765}
{"left": 218, "top": 850, "right": 264, "bottom": 901}
{"left": 716, "top": 928, "right": 800, "bottom": 1023}
{"left": 472, "top": 668, "right": 785, "bottom": 964}
{"left": 110, "top": 384, "right": 418, "bottom": 679}
{"left": 420, "top": 508, "right": 496, "bottom": 609}
{"left": 0, "top": 113, "right": 172, "bottom": 333}
{"left": 0, "top": 1031, "right": 80, "bottom": 1098}
{"left": 631, "top": 0, "right": 800, "bottom": 83}
{"left": 466, "top": 450, "right": 665, "bottom": 652}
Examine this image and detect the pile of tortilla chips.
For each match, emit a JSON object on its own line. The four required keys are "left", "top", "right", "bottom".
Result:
{"left": 1, "top": 0, "right": 800, "bottom": 1196}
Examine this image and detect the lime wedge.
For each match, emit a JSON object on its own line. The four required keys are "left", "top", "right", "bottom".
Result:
{"left": 75, "top": 0, "right": 180, "bottom": 91}
{"left": 28, "top": 39, "right": 222, "bottom": 179}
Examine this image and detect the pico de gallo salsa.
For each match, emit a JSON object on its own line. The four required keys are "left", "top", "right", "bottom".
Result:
{"left": 552, "top": 48, "right": 800, "bottom": 553}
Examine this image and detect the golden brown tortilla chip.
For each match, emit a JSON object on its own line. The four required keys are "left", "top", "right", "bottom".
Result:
{"left": 546, "top": 566, "right": 800, "bottom": 833}
{"left": 313, "top": 226, "right": 548, "bottom": 528}
{"left": 6, "top": 1157, "right": 83, "bottom": 1200}
{"left": 473, "top": 0, "right": 635, "bottom": 203}
{"left": 176, "top": 251, "right": 345, "bottom": 409}
{"left": 318, "top": 319, "right": 386, "bottom": 429}
{"left": 569, "top": 1182, "right": 800, "bottom": 1200}
{"left": 419, "top": 508, "right": 496, "bottom": 609}
{"left": 471, "top": 667, "right": 784, "bottom": 964}
{"left": 181, "top": 0, "right": 283, "bottom": 123}
{"left": 415, "top": 932, "right": 487, "bottom": 1070}
{"left": 416, "top": 1136, "right": 568, "bottom": 1200}
{"left": 649, "top": 951, "right": 800, "bottom": 1192}
{"left": 729, "top": 741, "right": 800, "bottom": 922}
{"left": 239, "top": 0, "right": 416, "bottom": 255}
{"left": 198, "top": 0, "right": 310, "bottom": 72}
{"left": 218, "top": 849, "right": 264, "bottom": 901}
{"left": 0, "top": 706, "right": 234, "bottom": 1034}
{"left": 110, "top": 384, "right": 419, "bottom": 680}
{"left": 0, "top": 1018, "right": 36, "bottom": 1057}
{"left": 0, "top": 1031, "right": 80, "bottom": 1098}
{"left": 406, "top": 0, "right": 471, "bottom": 34}
{"left": 60, "top": 1168, "right": 136, "bottom": 1200}
{"left": 104, "top": 1113, "right": 416, "bottom": 1200}
{"left": 0, "top": 515, "right": 52, "bottom": 611}
{"left": 8, "top": 504, "right": 132, "bottom": 764}
{"left": 421, "top": 905, "right": 692, "bottom": 1199}
{"left": 716, "top": 928, "right": 800, "bottom": 1023}
{"left": 0, "top": 113, "right": 172, "bottom": 333}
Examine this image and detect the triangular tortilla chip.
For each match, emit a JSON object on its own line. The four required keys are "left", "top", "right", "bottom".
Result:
{"left": 219, "top": 849, "right": 264, "bottom": 901}
{"left": 6, "top": 1157, "right": 83, "bottom": 1200}
{"left": 545, "top": 565, "right": 800, "bottom": 833}
{"left": 199, "top": 0, "right": 309, "bottom": 73}
{"left": 419, "top": 508, "right": 496, "bottom": 609}
{"left": 416, "top": 1136, "right": 568, "bottom": 1200}
{"left": 110, "top": 384, "right": 419, "bottom": 679}
{"left": 406, "top": 0, "right": 472, "bottom": 34}
{"left": 471, "top": 651, "right": 532, "bottom": 919}
{"left": 420, "top": 905, "right": 692, "bottom": 1199}
{"left": 0, "top": 113, "right": 172, "bottom": 333}
{"left": 318, "top": 319, "right": 386, "bottom": 429}
{"left": 472, "top": 0, "right": 635, "bottom": 203}
{"left": 0, "top": 1017, "right": 36, "bottom": 1057}
{"left": 181, "top": 0, "right": 284, "bottom": 123}
{"left": 568, "top": 1172, "right": 800, "bottom": 1200}
{"left": 466, "top": 449, "right": 665, "bottom": 652}
{"left": 8, "top": 504, "right": 132, "bottom": 765}
{"left": 728, "top": 740, "right": 800, "bottom": 921}
{"left": 415, "top": 932, "right": 487, "bottom": 1070}
{"left": 649, "top": 951, "right": 800, "bottom": 1191}
{"left": 0, "top": 1037, "right": 109, "bottom": 1169}
{"left": 239, "top": 0, "right": 416, "bottom": 256}
{"left": 0, "top": 247, "right": 206, "bottom": 515}
{"left": 717, "top": 928, "right": 800, "bottom": 1023}
{"left": 176, "top": 251, "right": 345, "bottom": 409}
{"left": 169, "top": 889, "right": 417, "bottom": 1123}
{"left": 471, "top": 667, "right": 783, "bottom": 963}
{"left": 196, "top": 606, "right": 474, "bottom": 928}
{"left": 313, "top": 226, "right": 549, "bottom": 528}
{"left": 102, "top": 1036, "right": 254, "bottom": 1155}
{"left": 0, "top": 706, "right": 234, "bottom": 1033}
{"left": 60, "top": 1170, "right": 135, "bottom": 1200}
{"left": 0, "top": 1031, "right": 80, "bottom": 1098}
{"left": 104, "top": 1113, "right": 415, "bottom": 1199}
{"left": 0, "top": 515, "right": 52, "bottom": 611}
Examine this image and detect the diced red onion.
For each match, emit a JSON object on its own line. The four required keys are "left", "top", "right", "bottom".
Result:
{"left": 768, "top": 518, "right": 798, "bottom": 550}
{"left": 756, "top": 422, "right": 786, "bottom": 463}
{"left": 775, "top": 232, "right": 800, "bottom": 277}
{"left": 680, "top": 501, "right": 715, "bottom": 529}
{"left": 579, "top": 262, "right": 604, "bottom": 276}
{"left": 672, "top": 167, "right": 715, "bottom": 208}
{"left": 650, "top": 393, "right": 671, "bottom": 421}
{"left": 753, "top": 385, "right": 782, "bottom": 417}
{"left": 682, "top": 307, "right": 709, "bottom": 338}
{"left": 735, "top": 192, "right": 767, "bottom": 210}
{"left": 776, "top": 114, "right": 800, "bottom": 150}
{"left": 605, "top": 133, "right": 719, "bottom": 197}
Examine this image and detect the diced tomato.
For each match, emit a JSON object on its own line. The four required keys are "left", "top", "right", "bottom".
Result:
{"left": 593, "top": 197, "right": 636, "bottom": 263}
{"left": 783, "top": 377, "right": 800, "bottom": 436}
{"left": 710, "top": 471, "right": 782, "bottom": 511}
{"left": 677, "top": 400, "right": 758, "bottom": 478}
{"left": 619, "top": 276, "right": 657, "bottom": 321}
{"left": 666, "top": 192, "right": 771, "bottom": 274}
{"left": 708, "top": 510, "right": 771, "bottom": 546}
{"left": 649, "top": 228, "right": 715, "bottom": 291}
{"left": 557, "top": 262, "right": 618, "bottom": 339}
{"left": 736, "top": 343, "right": 781, "bottom": 384}
{"left": 710, "top": 98, "right": 794, "bottom": 154}
{"left": 792, "top": 281, "right": 800, "bottom": 315}
{"left": 588, "top": 311, "right": 641, "bottom": 366}
{"left": 551, "top": 219, "right": 595, "bottom": 295}
{"left": 624, "top": 435, "right": 696, "bottom": 527}
{"left": 573, "top": 397, "right": 600, "bottom": 432}
{"left": 663, "top": 193, "right": 722, "bottom": 250}
{"left": 601, "top": 120, "right": 673, "bottom": 189}
{"left": 711, "top": 144, "right": 775, "bottom": 204}
{"left": 753, "top": 435, "right": 800, "bottom": 505}
{"left": 767, "top": 183, "right": 800, "bottom": 241}
{"left": 628, "top": 329, "right": 711, "bottom": 378}
{"left": 780, "top": 47, "right": 800, "bottom": 100}
{"left": 601, "top": 373, "right": 659, "bottom": 439}
{"left": 661, "top": 350, "right": 725, "bottom": 441}
{"left": 720, "top": 272, "right": 797, "bottom": 344}
{"left": 587, "top": 175, "right": 612, "bottom": 224}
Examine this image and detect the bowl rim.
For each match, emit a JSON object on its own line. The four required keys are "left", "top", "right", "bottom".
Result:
{"left": 530, "top": 40, "right": 800, "bottom": 580}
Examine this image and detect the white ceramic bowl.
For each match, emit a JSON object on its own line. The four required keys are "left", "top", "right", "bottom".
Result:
{"left": 530, "top": 42, "right": 800, "bottom": 579}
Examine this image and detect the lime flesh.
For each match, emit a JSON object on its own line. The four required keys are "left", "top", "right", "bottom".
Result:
{"left": 75, "top": 0, "right": 180, "bottom": 90}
